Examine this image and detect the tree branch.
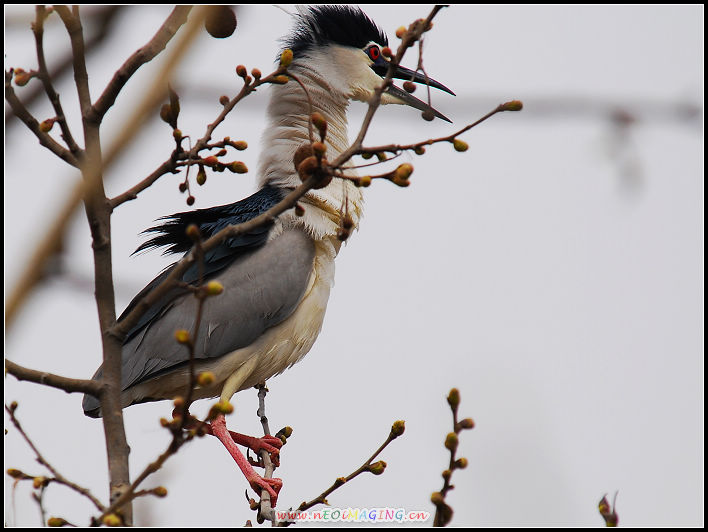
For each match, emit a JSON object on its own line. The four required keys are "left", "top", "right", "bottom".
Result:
{"left": 5, "top": 359, "right": 102, "bottom": 396}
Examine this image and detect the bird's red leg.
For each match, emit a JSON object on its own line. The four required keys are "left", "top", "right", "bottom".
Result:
{"left": 176, "top": 410, "right": 283, "bottom": 466}
{"left": 210, "top": 414, "right": 283, "bottom": 505}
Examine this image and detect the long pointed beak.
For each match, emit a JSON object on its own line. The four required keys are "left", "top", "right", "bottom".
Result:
{"left": 372, "top": 62, "right": 455, "bottom": 123}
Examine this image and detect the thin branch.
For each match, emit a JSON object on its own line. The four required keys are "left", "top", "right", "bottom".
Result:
{"left": 5, "top": 404, "right": 106, "bottom": 512}
{"left": 294, "top": 421, "right": 405, "bottom": 514}
{"left": 32, "top": 6, "right": 81, "bottom": 157}
{"left": 4, "top": 70, "right": 80, "bottom": 167}
{"left": 88, "top": 6, "right": 192, "bottom": 124}
{"left": 5, "top": 360, "right": 102, "bottom": 396}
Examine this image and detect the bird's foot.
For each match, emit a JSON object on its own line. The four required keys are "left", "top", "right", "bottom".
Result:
{"left": 247, "top": 474, "right": 283, "bottom": 506}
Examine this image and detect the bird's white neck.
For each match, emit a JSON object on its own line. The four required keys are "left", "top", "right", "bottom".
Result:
{"left": 257, "top": 61, "right": 364, "bottom": 246}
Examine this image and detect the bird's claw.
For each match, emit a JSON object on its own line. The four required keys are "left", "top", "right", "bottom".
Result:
{"left": 248, "top": 475, "right": 283, "bottom": 507}
{"left": 236, "top": 434, "right": 282, "bottom": 467}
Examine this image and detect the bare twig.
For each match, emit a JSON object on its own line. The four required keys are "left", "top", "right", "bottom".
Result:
{"left": 5, "top": 403, "right": 106, "bottom": 512}
{"left": 5, "top": 360, "right": 102, "bottom": 396}
{"left": 431, "top": 388, "right": 475, "bottom": 527}
{"left": 295, "top": 420, "right": 406, "bottom": 514}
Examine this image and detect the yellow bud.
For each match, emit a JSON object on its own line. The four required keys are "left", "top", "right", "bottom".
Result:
{"left": 376, "top": 152, "right": 388, "bottom": 162}
{"left": 357, "top": 175, "right": 372, "bottom": 188}
{"left": 312, "top": 141, "right": 327, "bottom": 156}
{"left": 414, "top": 146, "right": 426, "bottom": 155}
{"left": 7, "top": 468, "right": 24, "bottom": 479}
{"left": 215, "top": 400, "right": 234, "bottom": 415}
{"left": 153, "top": 486, "right": 168, "bottom": 498}
{"left": 33, "top": 476, "right": 47, "bottom": 489}
{"left": 102, "top": 514, "right": 122, "bottom": 527}
{"left": 272, "top": 75, "right": 290, "bottom": 84}
{"left": 311, "top": 112, "right": 327, "bottom": 139}
{"left": 229, "top": 161, "right": 248, "bottom": 174}
{"left": 444, "top": 432, "right": 458, "bottom": 451}
{"left": 196, "top": 167, "right": 207, "bottom": 186}
{"left": 280, "top": 49, "right": 294, "bottom": 68}
{"left": 452, "top": 139, "right": 469, "bottom": 152}
{"left": 361, "top": 152, "right": 373, "bottom": 160}
{"left": 47, "top": 517, "right": 68, "bottom": 527}
{"left": 205, "top": 280, "right": 224, "bottom": 296}
{"left": 395, "top": 163, "right": 413, "bottom": 181}
{"left": 197, "top": 371, "right": 215, "bottom": 387}
{"left": 173, "top": 396, "right": 184, "bottom": 409}
{"left": 390, "top": 419, "right": 406, "bottom": 438}
{"left": 447, "top": 388, "right": 460, "bottom": 409}
{"left": 175, "top": 329, "right": 190, "bottom": 345}
{"left": 395, "top": 26, "right": 407, "bottom": 39}
{"left": 455, "top": 457, "right": 468, "bottom": 469}
{"left": 430, "top": 492, "right": 445, "bottom": 505}
{"left": 233, "top": 140, "right": 248, "bottom": 151}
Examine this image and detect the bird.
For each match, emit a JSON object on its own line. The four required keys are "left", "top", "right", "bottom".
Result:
{"left": 82, "top": 5, "right": 454, "bottom": 506}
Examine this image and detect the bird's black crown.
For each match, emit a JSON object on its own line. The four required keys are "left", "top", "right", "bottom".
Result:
{"left": 282, "top": 6, "right": 388, "bottom": 57}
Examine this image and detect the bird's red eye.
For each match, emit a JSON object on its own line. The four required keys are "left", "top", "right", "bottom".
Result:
{"left": 368, "top": 46, "right": 380, "bottom": 60}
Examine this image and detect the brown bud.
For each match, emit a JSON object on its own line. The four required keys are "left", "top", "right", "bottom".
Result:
{"left": 395, "top": 26, "right": 407, "bottom": 39}
{"left": 236, "top": 65, "right": 247, "bottom": 78}
{"left": 501, "top": 100, "right": 524, "bottom": 112}
{"left": 7, "top": 468, "right": 24, "bottom": 479}
{"left": 178, "top": 182, "right": 187, "bottom": 193}
{"left": 33, "top": 476, "right": 48, "bottom": 489}
{"left": 293, "top": 144, "right": 314, "bottom": 171}
{"left": 395, "top": 163, "right": 414, "bottom": 181}
{"left": 391, "top": 419, "right": 406, "bottom": 438}
{"left": 153, "top": 486, "right": 168, "bottom": 498}
{"left": 356, "top": 175, "right": 372, "bottom": 188}
{"left": 421, "top": 110, "right": 435, "bottom": 121}
{"left": 381, "top": 46, "right": 393, "bottom": 58}
{"left": 14, "top": 69, "right": 32, "bottom": 86}
{"left": 458, "top": 418, "right": 475, "bottom": 430}
{"left": 414, "top": 146, "right": 426, "bottom": 155}
{"left": 159, "top": 104, "right": 172, "bottom": 124}
{"left": 297, "top": 155, "right": 319, "bottom": 181}
{"left": 47, "top": 517, "right": 68, "bottom": 527}
{"left": 312, "top": 141, "right": 327, "bottom": 157}
{"left": 294, "top": 203, "right": 305, "bottom": 217}
{"left": 402, "top": 81, "right": 416, "bottom": 94}
{"left": 311, "top": 112, "right": 327, "bottom": 139}
{"left": 430, "top": 492, "right": 445, "bottom": 506}
{"left": 368, "top": 460, "right": 387, "bottom": 475}
{"left": 185, "top": 223, "right": 201, "bottom": 240}
{"left": 219, "top": 95, "right": 230, "bottom": 106}
{"left": 251, "top": 68, "right": 262, "bottom": 80}
{"left": 205, "top": 6, "right": 237, "bottom": 38}
{"left": 39, "top": 118, "right": 55, "bottom": 133}
{"left": 455, "top": 457, "right": 469, "bottom": 469}
{"left": 233, "top": 140, "right": 248, "bottom": 151}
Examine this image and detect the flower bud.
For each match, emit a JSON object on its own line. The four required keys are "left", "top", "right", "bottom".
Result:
{"left": 196, "top": 167, "right": 207, "bottom": 186}
{"left": 455, "top": 457, "right": 468, "bottom": 469}
{"left": 395, "top": 163, "right": 413, "bottom": 181}
{"left": 444, "top": 432, "right": 458, "bottom": 451}
{"left": 430, "top": 492, "right": 445, "bottom": 506}
{"left": 414, "top": 146, "right": 426, "bottom": 155}
{"left": 102, "top": 514, "right": 122, "bottom": 527}
{"left": 236, "top": 65, "right": 247, "bottom": 78}
{"left": 186, "top": 195, "right": 195, "bottom": 206}
{"left": 390, "top": 419, "right": 406, "bottom": 438}
{"left": 178, "top": 182, "right": 187, "bottom": 193}
{"left": 395, "top": 26, "right": 407, "bottom": 39}
{"left": 153, "top": 486, "right": 168, "bottom": 498}
{"left": 502, "top": 100, "right": 523, "bottom": 112}
{"left": 280, "top": 49, "right": 294, "bottom": 68}
{"left": 219, "top": 95, "right": 230, "bottom": 106}
{"left": 452, "top": 139, "right": 469, "bottom": 152}
{"left": 205, "top": 280, "right": 224, "bottom": 296}
{"left": 381, "top": 46, "right": 393, "bottom": 58}
{"left": 229, "top": 161, "right": 248, "bottom": 174}
{"left": 294, "top": 203, "right": 305, "bottom": 217}
{"left": 233, "top": 140, "right": 248, "bottom": 151}
{"left": 39, "top": 119, "right": 55, "bottom": 133}
{"left": 312, "top": 141, "right": 327, "bottom": 157}
{"left": 447, "top": 388, "right": 460, "bottom": 410}
{"left": 175, "top": 329, "right": 190, "bottom": 345}
{"left": 357, "top": 175, "right": 372, "bottom": 188}
{"left": 311, "top": 112, "right": 327, "bottom": 139}
{"left": 47, "top": 517, "right": 68, "bottom": 527}
{"left": 197, "top": 371, "right": 215, "bottom": 387}
{"left": 7, "top": 468, "right": 24, "bottom": 479}
{"left": 272, "top": 75, "right": 290, "bottom": 84}
{"left": 368, "top": 460, "right": 387, "bottom": 475}
{"left": 14, "top": 69, "right": 32, "bottom": 87}
{"left": 458, "top": 418, "right": 475, "bottom": 430}
{"left": 402, "top": 81, "right": 416, "bottom": 94}
{"left": 33, "top": 476, "right": 47, "bottom": 489}
{"left": 421, "top": 110, "right": 435, "bottom": 121}
{"left": 251, "top": 68, "right": 262, "bottom": 80}
{"left": 205, "top": 6, "right": 236, "bottom": 38}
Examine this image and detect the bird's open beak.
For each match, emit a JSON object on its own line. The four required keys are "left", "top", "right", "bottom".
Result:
{"left": 372, "top": 62, "right": 455, "bottom": 123}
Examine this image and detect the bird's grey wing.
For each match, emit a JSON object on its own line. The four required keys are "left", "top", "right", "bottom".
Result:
{"left": 83, "top": 228, "right": 315, "bottom": 415}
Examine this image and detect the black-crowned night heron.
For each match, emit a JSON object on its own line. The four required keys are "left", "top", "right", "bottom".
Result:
{"left": 83, "top": 5, "right": 453, "bottom": 505}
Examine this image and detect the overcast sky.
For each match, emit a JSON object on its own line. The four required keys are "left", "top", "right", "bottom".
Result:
{"left": 5, "top": 5, "right": 703, "bottom": 527}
